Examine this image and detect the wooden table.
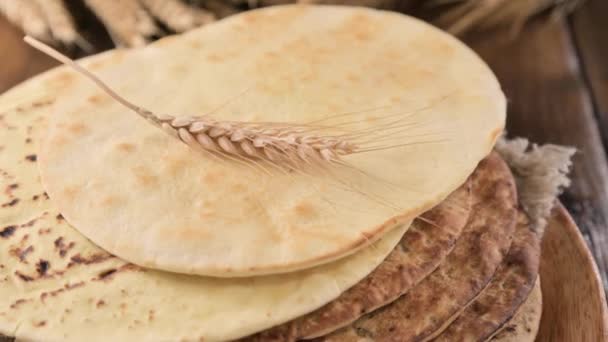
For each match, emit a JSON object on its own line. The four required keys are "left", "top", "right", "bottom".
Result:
{"left": 1, "top": 1, "right": 607, "bottom": 294}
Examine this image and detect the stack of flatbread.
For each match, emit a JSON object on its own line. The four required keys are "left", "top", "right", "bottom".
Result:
{"left": 0, "top": 5, "right": 549, "bottom": 341}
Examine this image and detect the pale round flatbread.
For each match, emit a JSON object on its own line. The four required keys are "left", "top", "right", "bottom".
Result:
{"left": 0, "top": 72, "right": 407, "bottom": 342}
{"left": 318, "top": 153, "right": 518, "bottom": 342}
{"left": 435, "top": 211, "right": 541, "bottom": 341}
{"left": 491, "top": 279, "right": 542, "bottom": 342}
{"left": 245, "top": 179, "right": 472, "bottom": 341}
{"left": 38, "top": 4, "right": 505, "bottom": 276}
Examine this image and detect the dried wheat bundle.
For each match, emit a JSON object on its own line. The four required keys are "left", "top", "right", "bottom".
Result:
{"left": 0, "top": 0, "right": 54, "bottom": 42}
{"left": 1, "top": 0, "right": 583, "bottom": 48}
{"left": 0, "top": 0, "right": 215, "bottom": 48}
{"left": 429, "top": 0, "right": 584, "bottom": 35}
{"left": 2, "top": 0, "right": 585, "bottom": 48}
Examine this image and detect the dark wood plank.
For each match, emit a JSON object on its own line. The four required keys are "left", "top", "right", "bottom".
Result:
{"left": 570, "top": 0, "right": 608, "bottom": 147}
{"left": 464, "top": 18, "right": 608, "bottom": 293}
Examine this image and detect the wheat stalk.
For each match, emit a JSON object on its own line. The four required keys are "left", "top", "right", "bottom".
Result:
{"left": 24, "top": 36, "right": 360, "bottom": 170}
{"left": 0, "top": 0, "right": 50, "bottom": 41}
{"left": 83, "top": 0, "right": 157, "bottom": 47}
{"left": 140, "top": 0, "right": 215, "bottom": 32}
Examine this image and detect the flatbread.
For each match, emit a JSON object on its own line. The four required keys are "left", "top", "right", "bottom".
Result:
{"left": 435, "top": 211, "right": 541, "bottom": 341}
{"left": 38, "top": 4, "right": 505, "bottom": 276}
{"left": 0, "top": 76, "right": 408, "bottom": 342}
{"left": 245, "top": 179, "right": 472, "bottom": 341}
{"left": 318, "top": 153, "right": 517, "bottom": 342}
{"left": 491, "top": 280, "right": 542, "bottom": 342}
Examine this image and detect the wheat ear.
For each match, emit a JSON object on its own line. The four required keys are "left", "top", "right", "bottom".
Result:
{"left": 24, "top": 36, "right": 359, "bottom": 169}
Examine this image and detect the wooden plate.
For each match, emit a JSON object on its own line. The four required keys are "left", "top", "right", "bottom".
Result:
{"left": 537, "top": 205, "right": 608, "bottom": 341}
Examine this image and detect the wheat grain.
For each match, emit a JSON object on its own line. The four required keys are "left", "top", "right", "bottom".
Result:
{"left": 24, "top": 36, "right": 361, "bottom": 170}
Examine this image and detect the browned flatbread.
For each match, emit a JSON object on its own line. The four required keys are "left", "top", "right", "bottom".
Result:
{"left": 490, "top": 279, "right": 542, "bottom": 342}
{"left": 243, "top": 180, "right": 472, "bottom": 341}
{"left": 317, "top": 152, "right": 518, "bottom": 342}
{"left": 434, "top": 210, "right": 540, "bottom": 342}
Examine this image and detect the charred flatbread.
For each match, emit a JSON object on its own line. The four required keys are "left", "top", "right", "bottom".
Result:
{"left": 435, "top": 211, "right": 540, "bottom": 341}
{"left": 490, "top": 280, "right": 542, "bottom": 342}
{"left": 317, "top": 153, "right": 517, "bottom": 342}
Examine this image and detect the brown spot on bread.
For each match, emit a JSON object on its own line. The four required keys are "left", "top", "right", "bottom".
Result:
{"left": 15, "top": 271, "right": 34, "bottom": 282}
{"left": 202, "top": 171, "right": 221, "bottom": 184}
{"left": 25, "top": 137, "right": 32, "bottom": 143}
{"left": 331, "top": 12, "right": 381, "bottom": 45}
{"left": 10, "top": 245, "right": 34, "bottom": 263}
{"left": 116, "top": 142, "right": 136, "bottom": 152}
{"left": 87, "top": 94, "right": 109, "bottom": 104}
{"left": 168, "top": 226, "right": 212, "bottom": 242}
{"left": 20, "top": 218, "right": 38, "bottom": 228}
{"left": 55, "top": 237, "right": 75, "bottom": 257}
{"left": 346, "top": 73, "right": 360, "bottom": 83}
{"left": 64, "top": 281, "right": 85, "bottom": 290}
{"left": 263, "top": 51, "right": 279, "bottom": 60}
{"left": 165, "top": 154, "right": 188, "bottom": 177}
{"left": 100, "top": 195, "right": 123, "bottom": 207}
{"left": 2, "top": 198, "right": 19, "bottom": 207}
{"left": 171, "top": 64, "right": 188, "bottom": 75}
{"left": 5, "top": 183, "right": 18, "bottom": 196}
{"left": 36, "top": 259, "right": 50, "bottom": 276}
{"left": 62, "top": 186, "right": 79, "bottom": 201}
{"left": 37, "top": 228, "right": 51, "bottom": 235}
{"left": 44, "top": 282, "right": 86, "bottom": 298}
{"left": 52, "top": 71, "right": 75, "bottom": 86}
{"left": 206, "top": 53, "right": 224, "bottom": 63}
{"left": 0, "top": 225, "right": 16, "bottom": 238}
{"left": 232, "top": 183, "right": 247, "bottom": 192}
{"left": 33, "top": 99, "right": 53, "bottom": 108}
{"left": 56, "top": 214, "right": 64, "bottom": 221}
{"left": 131, "top": 165, "right": 158, "bottom": 186}
{"left": 10, "top": 298, "right": 29, "bottom": 309}
{"left": 98, "top": 268, "right": 117, "bottom": 280}
{"left": 34, "top": 320, "right": 46, "bottom": 327}
{"left": 294, "top": 201, "right": 316, "bottom": 219}
{"left": 96, "top": 300, "right": 106, "bottom": 308}
{"left": 50, "top": 135, "right": 68, "bottom": 146}
{"left": 32, "top": 194, "right": 39, "bottom": 200}
{"left": 66, "top": 122, "right": 90, "bottom": 135}
{"left": 69, "top": 252, "right": 112, "bottom": 267}
{"left": 25, "top": 154, "right": 37, "bottom": 162}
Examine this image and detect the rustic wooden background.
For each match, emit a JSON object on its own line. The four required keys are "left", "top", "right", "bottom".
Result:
{"left": 0, "top": 0, "right": 606, "bottom": 295}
